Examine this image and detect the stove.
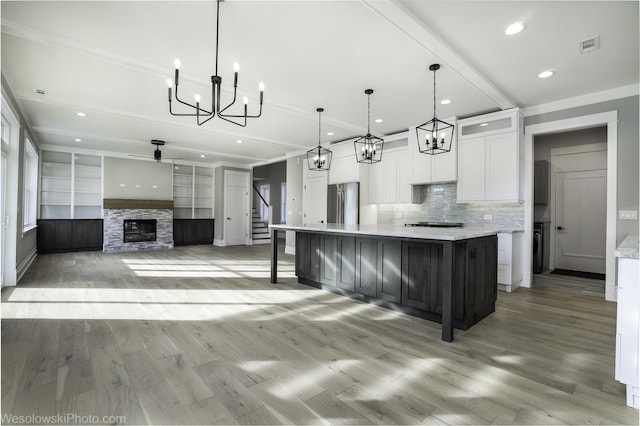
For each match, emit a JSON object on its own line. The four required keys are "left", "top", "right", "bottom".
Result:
{"left": 404, "top": 222, "right": 464, "bottom": 228}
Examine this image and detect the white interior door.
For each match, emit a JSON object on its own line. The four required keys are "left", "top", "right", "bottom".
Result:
{"left": 555, "top": 169, "right": 606, "bottom": 273}
{"left": 224, "top": 171, "right": 250, "bottom": 246}
{"left": 303, "top": 175, "right": 327, "bottom": 225}
{"left": 0, "top": 149, "right": 7, "bottom": 287}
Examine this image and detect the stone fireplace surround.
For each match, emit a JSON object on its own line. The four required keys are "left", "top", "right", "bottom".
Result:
{"left": 103, "top": 199, "right": 173, "bottom": 252}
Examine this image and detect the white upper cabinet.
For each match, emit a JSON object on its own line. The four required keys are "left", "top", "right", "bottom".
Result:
{"left": 456, "top": 109, "right": 522, "bottom": 203}
{"left": 328, "top": 142, "right": 362, "bottom": 184}
{"left": 367, "top": 146, "right": 411, "bottom": 204}
{"left": 408, "top": 117, "right": 458, "bottom": 185}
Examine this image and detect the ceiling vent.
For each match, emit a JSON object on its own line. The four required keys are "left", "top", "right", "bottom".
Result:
{"left": 579, "top": 36, "right": 600, "bottom": 54}
{"left": 34, "top": 88, "right": 46, "bottom": 95}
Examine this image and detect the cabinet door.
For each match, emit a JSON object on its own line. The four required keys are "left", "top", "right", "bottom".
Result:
{"left": 319, "top": 234, "right": 337, "bottom": 286}
{"left": 337, "top": 236, "right": 356, "bottom": 291}
{"left": 37, "top": 220, "right": 57, "bottom": 252}
{"left": 295, "top": 232, "right": 321, "bottom": 282}
{"left": 485, "top": 132, "right": 518, "bottom": 201}
{"left": 329, "top": 156, "right": 359, "bottom": 184}
{"left": 401, "top": 241, "right": 442, "bottom": 314}
{"left": 86, "top": 220, "right": 103, "bottom": 249}
{"left": 303, "top": 174, "right": 328, "bottom": 225}
{"left": 457, "top": 137, "right": 486, "bottom": 202}
{"left": 368, "top": 162, "right": 383, "bottom": 205}
{"left": 409, "top": 127, "right": 433, "bottom": 184}
{"left": 55, "top": 220, "right": 73, "bottom": 250}
{"left": 396, "top": 149, "right": 412, "bottom": 203}
{"left": 355, "top": 237, "right": 378, "bottom": 297}
{"left": 195, "top": 219, "right": 214, "bottom": 244}
{"left": 383, "top": 151, "right": 398, "bottom": 202}
{"left": 377, "top": 239, "right": 402, "bottom": 303}
{"left": 431, "top": 139, "right": 457, "bottom": 183}
{"left": 72, "top": 220, "right": 102, "bottom": 249}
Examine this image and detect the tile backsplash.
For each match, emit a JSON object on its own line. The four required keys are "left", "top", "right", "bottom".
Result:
{"left": 377, "top": 183, "right": 524, "bottom": 231}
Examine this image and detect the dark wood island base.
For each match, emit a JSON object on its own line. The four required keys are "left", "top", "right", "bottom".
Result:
{"left": 271, "top": 226, "right": 498, "bottom": 342}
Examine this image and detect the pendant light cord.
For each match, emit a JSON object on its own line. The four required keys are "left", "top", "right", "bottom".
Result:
{"left": 432, "top": 68, "right": 437, "bottom": 118}
{"left": 318, "top": 109, "right": 322, "bottom": 147}
{"left": 367, "top": 93, "right": 371, "bottom": 135}
{"left": 215, "top": 0, "right": 221, "bottom": 76}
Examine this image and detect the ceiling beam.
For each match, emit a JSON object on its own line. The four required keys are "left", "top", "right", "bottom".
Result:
{"left": 362, "top": 0, "right": 515, "bottom": 110}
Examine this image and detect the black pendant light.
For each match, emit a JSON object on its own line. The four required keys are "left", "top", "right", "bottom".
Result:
{"left": 307, "top": 108, "right": 332, "bottom": 171}
{"left": 416, "top": 64, "right": 454, "bottom": 155}
{"left": 167, "top": 0, "right": 264, "bottom": 127}
{"left": 354, "top": 89, "right": 384, "bottom": 164}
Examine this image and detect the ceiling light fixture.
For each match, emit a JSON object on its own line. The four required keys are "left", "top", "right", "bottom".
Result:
{"left": 327, "top": 132, "right": 334, "bottom": 136}
{"left": 415, "top": 64, "right": 454, "bottom": 155}
{"left": 76, "top": 112, "right": 86, "bottom": 117}
{"left": 505, "top": 22, "right": 525, "bottom": 35}
{"left": 167, "top": 0, "right": 264, "bottom": 127}
{"left": 74, "top": 138, "right": 82, "bottom": 142}
{"left": 354, "top": 89, "right": 384, "bottom": 164}
{"left": 538, "top": 70, "right": 554, "bottom": 79}
{"left": 236, "top": 139, "right": 242, "bottom": 144}
{"left": 307, "top": 108, "right": 332, "bottom": 171}
{"left": 440, "top": 99, "right": 451, "bottom": 105}
{"left": 375, "top": 118, "right": 383, "bottom": 123}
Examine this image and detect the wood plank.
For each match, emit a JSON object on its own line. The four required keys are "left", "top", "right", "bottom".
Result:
{"left": 103, "top": 198, "right": 173, "bottom": 209}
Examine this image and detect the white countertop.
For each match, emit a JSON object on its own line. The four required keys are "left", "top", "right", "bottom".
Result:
{"left": 270, "top": 223, "right": 503, "bottom": 241}
{"left": 615, "top": 234, "right": 639, "bottom": 259}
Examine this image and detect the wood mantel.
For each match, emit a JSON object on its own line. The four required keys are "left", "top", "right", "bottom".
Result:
{"left": 103, "top": 199, "right": 173, "bottom": 210}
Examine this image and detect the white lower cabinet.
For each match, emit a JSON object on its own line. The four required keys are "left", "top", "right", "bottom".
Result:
{"left": 615, "top": 256, "right": 639, "bottom": 408}
{"left": 497, "top": 232, "right": 523, "bottom": 292}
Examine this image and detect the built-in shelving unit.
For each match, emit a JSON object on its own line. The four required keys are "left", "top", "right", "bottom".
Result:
{"left": 172, "top": 165, "right": 213, "bottom": 219}
{"left": 40, "top": 151, "right": 103, "bottom": 219}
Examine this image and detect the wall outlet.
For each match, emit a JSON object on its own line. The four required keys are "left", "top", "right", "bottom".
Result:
{"left": 619, "top": 210, "right": 638, "bottom": 220}
{"left": 484, "top": 214, "right": 493, "bottom": 221}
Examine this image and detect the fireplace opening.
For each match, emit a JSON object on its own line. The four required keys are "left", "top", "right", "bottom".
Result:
{"left": 124, "top": 219, "right": 157, "bottom": 243}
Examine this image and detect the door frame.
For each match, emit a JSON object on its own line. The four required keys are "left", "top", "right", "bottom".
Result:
{"left": 524, "top": 111, "right": 618, "bottom": 301}
{"left": 223, "top": 170, "right": 251, "bottom": 246}
{"left": 550, "top": 143, "right": 607, "bottom": 272}
{"left": 1, "top": 94, "right": 20, "bottom": 287}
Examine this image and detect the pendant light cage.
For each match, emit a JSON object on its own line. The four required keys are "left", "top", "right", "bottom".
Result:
{"left": 354, "top": 89, "right": 384, "bottom": 164}
{"left": 307, "top": 108, "right": 332, "bottom": 171}
{"left": 416, "top": 64, "right": 454, "bottom": 155}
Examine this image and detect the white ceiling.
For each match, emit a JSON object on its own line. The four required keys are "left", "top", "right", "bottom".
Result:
{"left": 2, "top": 1, "right": 638, "bottom": 166}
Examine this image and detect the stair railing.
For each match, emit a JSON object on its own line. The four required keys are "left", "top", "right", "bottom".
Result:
{"left": 252, "top": 184, "right": 273, "bottom": 227}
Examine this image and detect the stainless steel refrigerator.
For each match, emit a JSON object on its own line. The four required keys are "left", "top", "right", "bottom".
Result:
{"left": 327, "top": 182, "right": 359, "bottom": 225}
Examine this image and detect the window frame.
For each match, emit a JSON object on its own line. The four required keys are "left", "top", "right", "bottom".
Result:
{"left": 22, "top": 137, "right": 38, "bottom": 233}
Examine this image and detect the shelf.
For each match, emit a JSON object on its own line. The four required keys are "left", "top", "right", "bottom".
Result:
{"left": 41, "top": 202, "right": 72, "bottom": 206}
{"left": 42, "top": 189, "right": 72, "bottom": 193}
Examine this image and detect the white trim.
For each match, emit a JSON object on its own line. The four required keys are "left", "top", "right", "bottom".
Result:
{"left": 213, "top": 238, "right": 225, "bottom": 247}
{"left": 522, "top": 84, "right": 638, "bottom": 117}
{"left": 1, "top": 93, "right": 20, "bottom": 287}
{"left": 523, "top": 111, "right": 618, "bottom": 301}
{"left": 285, "top": 245, "right": 296, "bottom": 255}
{"left": 16, "top": 248, "right": 37, "bottom": 283}
{"left": 223, "top": 169, "right": 251, "bottom": 246}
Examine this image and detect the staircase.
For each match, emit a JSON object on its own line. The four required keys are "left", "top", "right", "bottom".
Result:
{"left": 252, "top": 208, "right": 271, "bottom": 244}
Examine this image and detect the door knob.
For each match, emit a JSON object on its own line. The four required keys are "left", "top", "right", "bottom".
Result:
{"left": 556, "top": 226, "right": 564, "bottom": 231}
{"left": 227, "top": 217, "right": 231, "bottom": 220}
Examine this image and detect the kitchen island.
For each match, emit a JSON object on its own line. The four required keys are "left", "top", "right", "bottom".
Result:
{"left": 269, "top": 223, "right": 499, "bottom": 342}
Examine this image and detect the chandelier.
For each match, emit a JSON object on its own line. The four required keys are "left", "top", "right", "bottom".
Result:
{"left": 415, "top": 64, "right": 454, "bottom": 155}
{"left": 307, "top": 108, "right": 332, "bottom": 171}
{"left": 354, "top": 89, "right": 384, "bottom": 164}
{"left": 166, "top": 0, "right": 263, "bottom": 127}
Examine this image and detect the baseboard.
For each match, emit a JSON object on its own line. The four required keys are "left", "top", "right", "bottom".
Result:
{"left": 17, "top": 248, "right": 37, "bottom": 283}
{"left": 252, "top": 239, "right": 271, "bottom": 245}
{"left": 213, "top": 238, "right": 225, "bottom": 247}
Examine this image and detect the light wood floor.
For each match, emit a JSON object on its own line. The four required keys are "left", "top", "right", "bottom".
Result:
{"left": 2, "top": 244, "right": 637, "bottom": 425}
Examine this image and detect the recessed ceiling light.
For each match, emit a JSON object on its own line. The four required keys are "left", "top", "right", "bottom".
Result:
{"left": 374, "top": 118, "right": 383, "bottom": 123}
{"left": 440, "top": 99, "right": 451, "bottom": 105}
{"left": 76, "top": 112, "right": 86, "bottom": 117}
{"left": 236, "top": 139, "right": 242, "bottom": 144}
{"left": 480, "top": 123, "right": 489, "bottom": 127}
{"left": 538, "top": 70, "right": 554, "bottom": 79}
{"left": 327, "top": 132, "right": 334, "bottom": 136}
{"left": 174, "top": 166, "right": 179, "bottom": 170}
{"left": 74, "top": 138, "right": 82, "bottom": 142}
{"left": 200, "top": 154, "right": 205, "bottom": 158}
{"left": 505, "top": 22, "right": 525, "bottom": 35}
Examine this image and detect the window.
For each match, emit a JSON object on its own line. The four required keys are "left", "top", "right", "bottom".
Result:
{"left": 23, "top": 138, "right": 38, "bottom": 231}
{"left": 1, "top": 114, "right": 9, "bottom": 144}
